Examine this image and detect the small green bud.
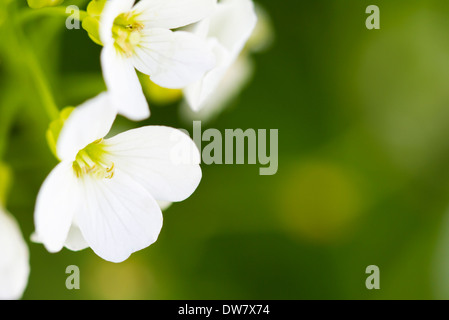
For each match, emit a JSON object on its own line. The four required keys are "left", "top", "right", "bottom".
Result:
{"left": 27, "top": 0, "right": 64, "bottom": 9}
{"left": 46, "top": 107, "right": 75, "bottom": 160}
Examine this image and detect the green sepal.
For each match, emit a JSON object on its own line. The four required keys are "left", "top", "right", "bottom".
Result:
{"left": 86, "top": 0, "right": 107, "bottom": 16}
{"left": 46, "top": 107, "right": 75, "bottom": 160}
{"left": 82, "top": 0, "right": 107, "bottom": 46}
{"left": 82, "top": 16, "right": 103, "bottom": 46}
{"left": 27, "top": 0, "right": 64, "bottom": 9}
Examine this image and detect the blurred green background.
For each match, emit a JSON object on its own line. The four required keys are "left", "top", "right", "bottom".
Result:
{"left": 4, "top": 0, "right": 449, "bottom": 299}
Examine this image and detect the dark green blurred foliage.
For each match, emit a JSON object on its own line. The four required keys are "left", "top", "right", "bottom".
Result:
{"left": 2, "top": 0, "right": 449, "bottom": 299}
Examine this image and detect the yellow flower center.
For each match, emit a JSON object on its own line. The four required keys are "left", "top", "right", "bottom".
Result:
{"left": 112, "top": 12, "right": 144, "bottom": 57}
{"left": 73, "top": 139, "right": 115, "bottom": 180}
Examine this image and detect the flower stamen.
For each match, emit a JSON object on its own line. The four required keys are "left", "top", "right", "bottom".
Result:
{"left": 112, "top": 12, "right": 144, "bottom": 57}
{"left": 73, "top": 139, "right": 115, "bottom": 179}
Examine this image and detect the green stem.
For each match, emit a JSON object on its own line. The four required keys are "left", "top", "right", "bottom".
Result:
{"left": 24, "top": 48, "right": 61, "bottom": 120}
{"left": 13, "top": 8, "right": 61, "bottom": 120}
{"left": 19, "top": 6, "right": 88, "bottom": 24}
{"left": 0, "top": 88, "right": 23, "bottom": 161}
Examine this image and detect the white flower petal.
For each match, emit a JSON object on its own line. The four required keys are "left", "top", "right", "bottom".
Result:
{"left": 57, "top": 93, "right": 117, "bottom": 161}
{"left": 184, "top": 39, "right": 231, "bottom": 110}
{"left": 249, "top": 3, "right": 275, "bottom": 53}
{"left": 76, "top": 172, "right": 163, "bottom": 263}
{"left": 0, "top": 208, "right": 29, "bottom": 300}
{"left": 183, "top": 0, "right": 257, "bottom": 111}
{"left": 99, "top": 0, "right": 136, "bottom": 46}
{"left": 104, "top": 126, "right": 202, "bottom": 202}
{"left": 188, "top": 16, "right": 211, "bottom": 39}
{"left": 133, "top": 0, "right": 216, "bottom": 30}
{"left": 183, "top": 54, "right": 254, "bottom": 120}
{"left": 132, "top": 29, "right": 215, "bottom": 89}
{"left": 157, "top": 201, "right": 173, "bottom": 211}
{"left": 101, "top": 45, "right": 150, "bottom": 121}
{"left": 64, "top": 225, "right": 89, "bottom": 252}
{"left": 34, "top": 161, "right": 80, "bottom": 253}
{"left": 207, "top": 0, "right": 257, "bottom": 58}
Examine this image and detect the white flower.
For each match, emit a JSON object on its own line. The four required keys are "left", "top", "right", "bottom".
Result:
{"left": 33, "top": 93, "right": 202, "bottom": 263}
{"left": 183, "top": 0, "right": 257, "bottom": 113}
{"left": 99, "top": 0, "right": 217, "bottom": 121}
{"left": 182, "top": 53, "right": 254, "bottom": 121}
{"left": 0, "top": 206, "right": 29, "bottom": 300}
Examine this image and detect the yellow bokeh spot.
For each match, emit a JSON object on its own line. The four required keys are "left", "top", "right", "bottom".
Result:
{"left": 278, "top": 160, "right": 363, "bottom": 244}
{"left": 85, "top": 257, "right": 156, "bottom": 300}
{"left": 0, "top": 162, "right": 11, "bottom": 206}
{"left": 139, "top": 75, "right": 183, "bottom": 106}
{"left": 27, "top": 0, "right": 63, "bottom": 9}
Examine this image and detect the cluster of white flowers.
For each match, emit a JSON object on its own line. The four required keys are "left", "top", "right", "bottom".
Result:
{"left": 2, "top": 0, "right": 267, "bottom": 299}
{"left": 98, "top": 0, "right": 260, "bottom": 121}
